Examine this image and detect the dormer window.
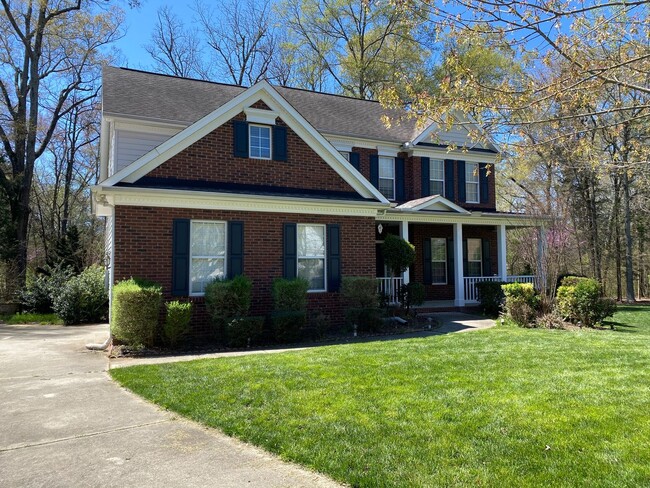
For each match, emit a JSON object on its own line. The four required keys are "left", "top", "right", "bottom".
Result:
{"left": 378, "top": 156, "right": 395, "bottom": 200}
{"left": 249, "top": 124, "right": 271, "bottom": 159}
{"left": 429, "top": 159, "right": 445, "bottom": 196}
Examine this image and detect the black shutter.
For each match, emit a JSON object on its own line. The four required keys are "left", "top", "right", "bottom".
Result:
{"left": 395, "top": 157, "right": 405, "bottom": 201}
{"left": 457, "top": 160, "right": 466, "bottom": 203}
{"left": 369, "top": 154, "right": 379, "bottom": 189}
{"left": 272, "top": 125, "right": 287, "bottom": 162}
{"left": 233, "top": 120, "right": 249, "bottom": 158}
{"left": 482, "top": 238, "right": 492, "bottom": 276}
{"left": 479, "top": 162, "right": 489, "bottom": 203}
{"left": 421, "top": 157, "right": 430, "bottom": 197}
{"left": 283, "top": 223, "right": 297, "bottom": 279}
{"left": 447, "top": 238, "right": 455, "bottom": 285}
{"left": 423, "top": 238, "right": 432, "bottom": 285}
{"left": 227, "top": 221, "right": 244, "bottom": 278}
{"left": 171, "top": 219, "right": 190, "bottom": 296}
{"left": 463, "top": 239, "right": 468, "bottom": 277}
{"left": 327, "top": 224, "right": 341, "bottom": 292}
{"left": 349, "top": 152, "right": 360, "bottom": 171}
{"left": 445, "top": 159, "right": 455, "bottom": 201}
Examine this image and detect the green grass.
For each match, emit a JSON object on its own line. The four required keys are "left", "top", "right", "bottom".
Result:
{"left": 111, "top": 306, "right": 650, "bottom": 487}
{"left": 0, "top": 312, "right": 63, "bottom": 325}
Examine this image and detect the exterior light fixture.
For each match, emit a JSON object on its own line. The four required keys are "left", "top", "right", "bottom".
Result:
{"left": 377, "top": 223, "right": 383, "bottom": 234}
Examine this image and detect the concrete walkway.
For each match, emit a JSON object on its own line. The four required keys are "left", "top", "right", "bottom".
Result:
{"left": 0, "top": 323, "right": 341, "bottom": 488}
{"left": 111, "top": 312, "right": 494, "bottom": 369}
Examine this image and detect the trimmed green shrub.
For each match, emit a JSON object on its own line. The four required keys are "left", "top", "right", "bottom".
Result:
{"left": 225, "top": 316, "right": 265, "bottom": 348}
{"left": 398, "top": 282, "right": 425, "bottom": 312}
{"left": 272, "top": 278, "right": 309, "bottom": 311}
{"left": 346, "top": 307, "right": 384, "bottom": 333}
{"left": 205, "top": 275, "right": 252, "bottom": 321}
{"left": 475, "top": 281, "right": 506, "bottom": 316}
{"left": 381, "top": 234, "right": 415, "bottom": 276}
{"left": 111, "top": 278, "right": 162, "bottom": 347}
{"left": 304, "top": 312, "right": 329, "bottom": 340}
{"left": 19, "top": 265, "right": 72, "bottom": 313}
{"left": 557, "top": 278, "right": 616, "bottom": 327}
{"left": 53, "top": 265, "right": 108, "bottom": 325}
{"left": 341, "top": 276, "right": 379, "bottom": 308}
{"left": 271, "top": 310, "right": 306, "bottom": 343}
{"left": 163, "top": 301, "right": 192, "bottom": 348}
{"left": 501, "top": 282, "right": 539, "bottom": 326}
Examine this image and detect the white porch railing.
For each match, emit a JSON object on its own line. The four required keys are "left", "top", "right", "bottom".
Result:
{"left": 377, "top": 277, "right": 403, "bottom": 305}
{"left": 463, "top": 275, "right": 538, "bottom": 303}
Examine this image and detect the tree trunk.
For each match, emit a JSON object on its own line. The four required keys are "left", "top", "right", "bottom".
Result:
{"left": 622, "top": 169, "right": 636, "bottom": 302}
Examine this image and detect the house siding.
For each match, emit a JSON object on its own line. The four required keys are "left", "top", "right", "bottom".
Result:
{"left": 113, "top": 205, "right": 375, "bottom": 338}
{"left": 146, "top": 112, "right": 358, "bottom": 194}
{"left": 114, "top": 129, "right": 177, "bottom": 174}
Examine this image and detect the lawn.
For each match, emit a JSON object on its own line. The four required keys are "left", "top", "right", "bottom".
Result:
{"left": 111, "top": 306, "right": 650, "bottom": 487}
{"left": 0, "top": 312, "right": 62, "bottom": 325}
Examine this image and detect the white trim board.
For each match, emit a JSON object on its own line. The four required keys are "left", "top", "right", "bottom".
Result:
{"left": 101, "top": 80, "right": 389, "bottom": 204}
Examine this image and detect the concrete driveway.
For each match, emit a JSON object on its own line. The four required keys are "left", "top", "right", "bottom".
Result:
{"left": 0, "top": 323, "right": 340, "bottom": 488}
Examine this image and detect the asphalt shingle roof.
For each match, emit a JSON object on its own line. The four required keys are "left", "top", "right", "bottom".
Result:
{"left": 102, "top": 66, "right": 419, "bottom": 144}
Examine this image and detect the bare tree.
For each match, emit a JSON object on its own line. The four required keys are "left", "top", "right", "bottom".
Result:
{"left": 145, "top": 5, "right": 203, "bottom": 79}
{"left": 195, "top": 0, "right": 279, "bottom": 86}
{"left": 0, "top": 0, "right": 123, "bottom": 287}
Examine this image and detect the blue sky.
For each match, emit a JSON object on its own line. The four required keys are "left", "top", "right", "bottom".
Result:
{"left": 113, "top": 1, "right": 196, "bottom": 69}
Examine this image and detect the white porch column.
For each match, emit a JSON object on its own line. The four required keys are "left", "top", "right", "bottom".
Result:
{"left": 453, "top": 223, "right": 464, "bottom": 306}
{"left": 497, "top": 224, "right": 508, "bottom": 281}
{"left": 399, "top": 220, "right": 410, "bottom": 285}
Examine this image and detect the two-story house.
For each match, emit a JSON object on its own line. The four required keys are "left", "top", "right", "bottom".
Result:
{"left": 92, "top": 67, "right": 540, "bottom": 331}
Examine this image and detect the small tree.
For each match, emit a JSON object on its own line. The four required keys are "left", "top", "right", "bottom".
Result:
{"left": 381, "top": 234, "right": 415, "bottom": 277}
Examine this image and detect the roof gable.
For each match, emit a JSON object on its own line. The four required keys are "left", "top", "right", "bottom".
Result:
{"left": 396, "top": 195, "right": 470, "bottom": 214}
{"left": 102, "top": 80, "right": 388, "bottom": 203}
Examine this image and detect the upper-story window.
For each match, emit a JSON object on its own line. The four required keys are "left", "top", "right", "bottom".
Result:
{"left": 378, "top": 156, "right": 395, "bottom": 200}
{"left": 339, "top": 151, "right": 350, "bottom": 161}
{"left": 465, "top": 162, "right": 479, "bottom": 203}
{"left": 190, "top": 220, "right": 226, "bottom": 295}
{"left": 430, "top": 159, "right": 445, "bottom": 196}
{"left": 249, "top": 124, "right": 271, "bottom": 159}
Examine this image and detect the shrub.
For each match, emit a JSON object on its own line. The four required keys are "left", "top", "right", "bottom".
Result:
{"left": 556, "top": 284, "right": 578, "bottom": 321}
{"left": 111, "top": 278, "right": 162, "bottom": 347}
{"left": 381, "top": 234, "right": 415, "bottom": 276}
{"left": 341, "top": 277, "right": 379, "bottom": 308}
{"left": 398, "top": 282, "right": 425, "bottom": 312}
{"left": 225, "top": 316, "right": 265, "bottom": 348}
{"left": 556, "top": 277, "right": 616, "bottom": 327}
{"left": 18, "top": 265, "right": 72, "bottom": 313}
{"left": 535, "top": 312, "right": 568, "bottom": 330}
{"left": 163, "top": 301, "right": 192, "bottom": 348}
{"left": 345, "top": 307, "right": 384, "bottom": 333}
{"left": 272, "top": 278, "right": 309, "bottom": 311}
{"left": 53, "top": 265, "right": 108, "bottom": 325}
{"left": 304, "top": 312, "right": 329, "bottom": 340}
{"left": 271, "top": 310, "right": 306, "bottom": 343}
{"left": 475, "top": 281, "right": 506, "bottom": 316}
{"left": 204, "top": 275, "right": 252, "bottom": 321}
{"left": 501, "top": 282, "right": 539, "bottom": 326}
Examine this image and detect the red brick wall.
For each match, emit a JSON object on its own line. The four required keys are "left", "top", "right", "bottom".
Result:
{"left": 147, "top": 112, "right": 356, "bottom": 194}
{"left": 409, "top": 223, "right": 498, "bottom": 300}
{"left": 113, "top": 206, "right": 375, "bottom": 337}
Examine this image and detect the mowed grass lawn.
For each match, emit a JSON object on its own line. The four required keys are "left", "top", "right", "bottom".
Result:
{"left": 111, "top": 306, "right": 650, "bottom": 487}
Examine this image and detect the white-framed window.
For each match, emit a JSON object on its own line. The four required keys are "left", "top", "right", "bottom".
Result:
{"left": 466, "top": 238, "right": 482, "bottom": 277}
{"left": 430, "top": 159, "right": 445, "bottom": 196}
{"left": 465, "top": 162, "right": 479, "bottom": 203}
{"left": 379, "top": 156, "right": 395, "bottom": 200}
{"left": 339, "top": 151, "right": 350, "bottom": 161}
{"left": 249, "top": 124, "right": 271, "bottom": 159}
{"left": 190, "top": 220, "right": 227, "bottom": 295}
{"left": 297, "top": 224, "right": 326, "bottom": 292}
{"left": 431, "top": 238, "right": 447, "bottom": 284}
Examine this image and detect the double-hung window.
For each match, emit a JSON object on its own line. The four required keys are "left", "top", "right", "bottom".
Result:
{"left": 190, "top": 221, "right": 226, "bottom": 294}
{"left": 430, "top": 238, "right": 447, "bottom": 284}
{"left": 297, "top": 224, "right": 326, "bottom": 291}
{"left": 466, "top": 238, "right": 482, "bottom": 277}
{"left": 378, "top": 156, "right": 395, "bottom": 200}
{"left": 465, "top": 162, "right": 479, "bottom": 203}
{"left": 430, "top": 159, "right": 445, "bottom": 196}
{"left": 249, "top": 124, "right": 271, "bottom": 159}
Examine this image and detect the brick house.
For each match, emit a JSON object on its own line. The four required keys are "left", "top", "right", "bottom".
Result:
{"left": 93, "top": 67, "right": 540, "bottom": 330}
